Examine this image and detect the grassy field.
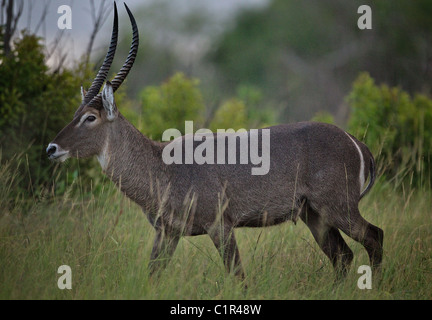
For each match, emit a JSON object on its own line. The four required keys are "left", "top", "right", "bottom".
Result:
{"left": 0, "top": 157, "right": 431, "bottom": 300}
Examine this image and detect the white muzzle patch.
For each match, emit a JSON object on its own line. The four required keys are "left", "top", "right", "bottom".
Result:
{"left": 46, "top": 143, "right": 70, "bottom": 162}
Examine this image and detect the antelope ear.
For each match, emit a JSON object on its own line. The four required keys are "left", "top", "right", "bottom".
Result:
{"left": 80, "top": 86, "right": 87, "bottom": 103}
{"left": 102, "top": 81, "right": 117, "bottom": 121}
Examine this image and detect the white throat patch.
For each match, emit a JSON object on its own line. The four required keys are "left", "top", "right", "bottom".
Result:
{"left": 97, "top": 139, "right": 110, "bottom": 171}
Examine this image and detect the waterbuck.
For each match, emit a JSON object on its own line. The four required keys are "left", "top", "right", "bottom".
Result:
{"left": 47, "top": 3, "right": 383, "bottom": 280}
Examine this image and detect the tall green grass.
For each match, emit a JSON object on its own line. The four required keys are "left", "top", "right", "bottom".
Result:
{"left": 0, "top": 153, "right": 431, "bottom": 299}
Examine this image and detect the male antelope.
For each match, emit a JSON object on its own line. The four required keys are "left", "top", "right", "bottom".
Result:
{"left": 47, "top": 3, "right": 383, "bottom": 280}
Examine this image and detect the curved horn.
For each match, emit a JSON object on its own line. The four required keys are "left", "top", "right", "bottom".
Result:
{"left": 110, "top": 3, "right": 139, "bottom": 92}
{"left": 83, "top": 2, "right": 119, "bottom": 104}
{"left": 88, "top": 2, "right": 139, "bottom": 108}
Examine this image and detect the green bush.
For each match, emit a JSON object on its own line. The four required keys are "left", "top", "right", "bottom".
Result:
{"left": 235, "top": 84, "right": 277, "bottom": 128}
{"left": 209, "top": 98, "right": 248, "bottom": 131}
{"left": 347, "top": 72, "right": 432, "bottom": 188}
{"left": 136, "top": 72, "right": 205, "bottom": 141}
{"left": 0, "top": 31, "right": 97, "bottom": 198}
{"left": 310, "top": 111, "right": 335, "bottom": 124}
{"left": 133, "top": 75, "right": 275, "bottom": 140}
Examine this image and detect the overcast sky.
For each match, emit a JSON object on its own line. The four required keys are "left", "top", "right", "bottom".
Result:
{"left": 15, "top": 0, "right": 268, "bottom": 68}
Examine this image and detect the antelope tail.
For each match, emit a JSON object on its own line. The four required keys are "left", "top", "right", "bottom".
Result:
{"left": 360, "top": 155, "right": 375, "bottom": 200}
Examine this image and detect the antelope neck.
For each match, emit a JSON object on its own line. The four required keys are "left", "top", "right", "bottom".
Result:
{"left": 101, "top": 115, "right": 167, "bottom": 208}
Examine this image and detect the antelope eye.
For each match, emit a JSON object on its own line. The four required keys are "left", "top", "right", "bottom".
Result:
{"left": 86, "top": 115, "right": 96, "bottom": 122}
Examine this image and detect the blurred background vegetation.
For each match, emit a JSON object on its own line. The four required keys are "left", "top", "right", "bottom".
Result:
{"left": 1, "top": 0, "right": 432, "bottom": 201}
{"left": 1, "top": 0, "right": 432, "bottom": 301}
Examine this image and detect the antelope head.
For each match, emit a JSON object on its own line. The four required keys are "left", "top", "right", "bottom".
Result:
{"left": 46, "top": 2, "right": 138, "bottom": 162}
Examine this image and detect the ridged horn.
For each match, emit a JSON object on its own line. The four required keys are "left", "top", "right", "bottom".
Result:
{"left": 110, "top": 3, "right": 139, "bottom": 92}
{"left": 88, "top": 2, "right": 139, "bottom": 108}
{"left": 84, "top": 2, "right": 119, "bottom": 103}
{"left": 75, "top": 2, "right": 118, "bottom": 117}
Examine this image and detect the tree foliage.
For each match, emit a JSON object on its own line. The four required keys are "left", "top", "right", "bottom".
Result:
{"left": 209, "top": 98, "right": 247, "bottom": 131}
{"left": 208, "top": 0, "right": 432, "bottom": 122}
{"left": 137, "top": 72, "right": 205, "bottom": 141}
{"left": 347, "top": 73, "right": 432, "bottom": 188}
{"left": 0, "top": 31, "right": 91, "bottom": 196}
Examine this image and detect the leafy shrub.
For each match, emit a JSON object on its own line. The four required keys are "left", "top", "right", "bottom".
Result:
{"left": 236, "top": 84, "right": 277, "bottom": 128}
{"left": 137, "top": 72, "right": 205, "bottom": 141}
{"left": 0, "top": 32, "right": 88, "bottom": 196}
{"left": 347, "top": 72, "right": 432, "bottom": 188}
{"left": 310, "top": 111, "right": 335, "bottom": 124}
{"left": 209, "top": 98, "right": 248, "bottom": 131}
{"left": 0, "top": 29, "right": 112, "bottom": 199}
